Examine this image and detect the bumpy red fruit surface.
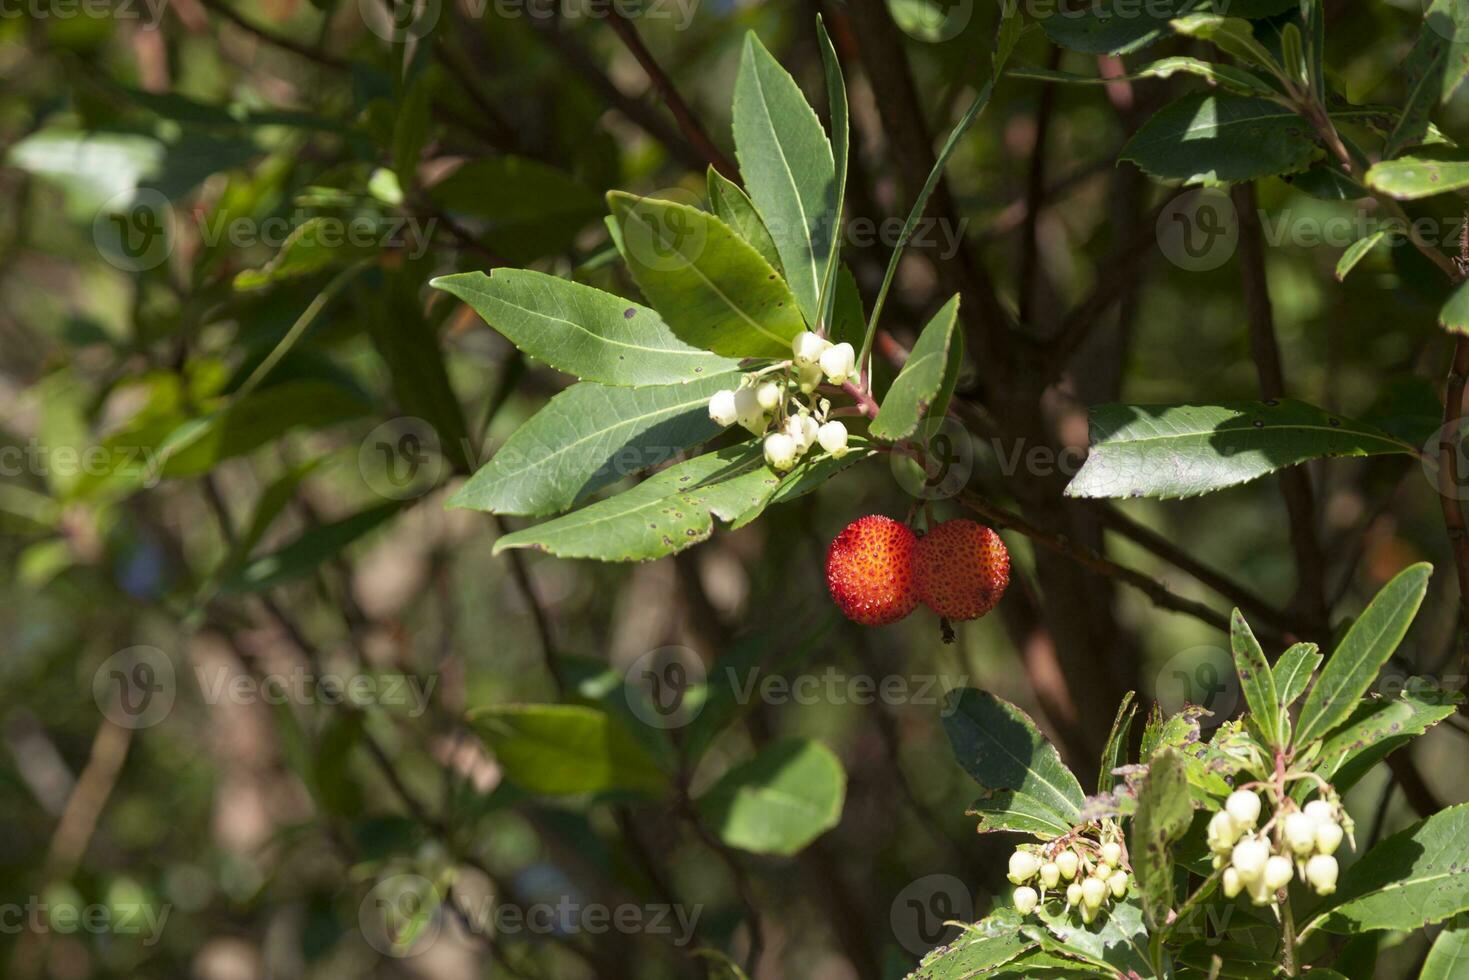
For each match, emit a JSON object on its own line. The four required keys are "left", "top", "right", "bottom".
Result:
{"left": 826, "top": 516, "right": 920, "bottom": 626}
{"left": 915, "top": 519, "right": 1010, "bottom": 621}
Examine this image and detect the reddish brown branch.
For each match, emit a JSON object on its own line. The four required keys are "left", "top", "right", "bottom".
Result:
{"left": 1232, "top": 183, "right": 1330, "bottom": 640}
{"left": 605, "top": 10, "right": 738, "bottom": 181}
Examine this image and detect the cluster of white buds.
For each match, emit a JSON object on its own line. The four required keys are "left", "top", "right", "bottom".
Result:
{"left": 1209, "top": 789, "right": 1345, "bottom": 906}
{"left": 707, "top": 331, "right": 858, "bottom": 472}
{"left": 1008, "top": 837, "right": 1131, "bottom": 925}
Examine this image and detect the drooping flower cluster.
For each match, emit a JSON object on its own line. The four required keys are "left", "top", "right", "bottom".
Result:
{"left": 707, "top": 332, "right": 857, "bottom": 472}
{"left": 1208, "top": 789, "right": 1347, "bottom": 906}
{"left": 1007, "top": 833, "right": 1131, "bottom": 924}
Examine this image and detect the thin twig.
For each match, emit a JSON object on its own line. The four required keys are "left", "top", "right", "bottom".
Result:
{"left": 957, "top": 489, "right": 1241, "bottom": 638}
{"left": 1093, "top": 503, "right": 1300, "bottom": 637}
{"left": 1232, "top": 182, "right": 1330, "bottom": 640}
{"left": 605, "top": 10, "right": 738, "bottom": 180}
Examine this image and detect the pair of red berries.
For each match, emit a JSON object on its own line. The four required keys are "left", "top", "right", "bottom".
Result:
{"left": 826, "top": 516, "right": 1010, "bottom": 627}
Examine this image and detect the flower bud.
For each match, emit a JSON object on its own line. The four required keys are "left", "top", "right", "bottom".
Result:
{"left": 1231, "top": 837, "right": 1269, "bottom": 883}
{"left": 755, "top": 382, "right": 782, "bottom": 412}
{"left": 1304, "top": 800, "right": 1335, "bottom": 825}
{"left": 1208, "top": 810, "right": 1241, "bottom": 853}
{"left": 1039, "top": 862, "right": 1060, "bottom": 889}
{"left": 1306, "top": 854, "right": 1338, "bottom": 895}
{"left": 1107, "top": 871, "right": 1129, "bottom": 899}
{"left": 1315, "top": 820, "right": 1344, "bottom": 856}
{"left": 797, "top": 362, "right": 823, "bottom": 394}
{"left": 734, "top": 386, "right": 766, "bottom": 433}
{"left": 1222, "top": 867, "right": 1243, "bottom": 899}
{"left": 1100, "top": 842, "right": 1123, "bottom": 867}
{"left": 1065, "top": 882, "right": 1082, "bottom": 907}
{"left": 763, "top": 433, "right": 798, "bottom": 471}
{"left": 784, "top": 413, "right": 818, "bottom": 453}
{"left": 1013, "top": 886, "right": 1039, "bottom": 915}
{"left": 1249, "top": 875, "right": 1276, "bottom": 907}
{"left": 1081, "top": 876, "right": 1107, "bottom": 910}
{"left": 1225, "top": 790, "right": 1261, "bottom": 829}
{"left": 1094, "top": 863, "right": 1113, "bottom": 882}
{"left": 1055, "top": 850, "right": 1080, "bottom": 880}
{"left": 1284, "top": 812, "right": 1318, "bottom": 856}
{"left": 1264, "top": 855, "right": 1294, "bottom": 892}
{"left": 817, "top": 420, "right": 849, "bottom": 457}
{"left": 1008, "top": 850, "right": 1042, "bottom": 885}
{"left": 792, "top": 331, "right": 831, "bottom": 367}
{"left": 709, "top": 390, "right": 739, "bottom": 427}
{"left": 819, "top": 342, "right": 856, "bottom": 385}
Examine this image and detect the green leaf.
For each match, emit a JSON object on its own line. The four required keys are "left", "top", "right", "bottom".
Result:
{"left": 696, "top": 738, "right": 845, "bottom": 856}
{"left": 1336, "top": 232, "right": 1389, "bottom": 282}
{"left": 493, "top": 445, "right": 782, "bottom": 562}
{"left": 1366, "top": 153, "right": 1469, "bottom": 201}
{"left": 5, "top": 127, "right": 257, "bottom": 220}
{"left": 816, "top": 17, "right": 850, "bottom": 333}
{"left": 431, "top": 270, "right": 738, "bottom": 387}
{"left": 449, "top": 372, "right": 739, "bottom": 517}
{"left": 608, "top": 191, "right": 805, "bottom": 358}
{"left": 862, "top": 62, "right": 996, "bottom": 369}
{"left": 468, "top": 703, "right": 670, "bottom": 797}
{"left": 1009, "top": 58, "right": 1277, "bottom": 98}
{"left": 1230, "top": 609, "right": 1282, "bottom": 748}
{"left": 1311, "top": 688, "right": 1460, "bottom": 789}
{"left": 1421, "top": 914, "right": 1469, "bottom": 980}
{"left": 1384, "top": 0, "right": 1469, "bottom": 158}
{"left": 942, "top": 689, "right": 1086, "bottom": 838}
{"left": 732, "top": 32, "right": 838, "bottom": 328}
{"left": 1131, "top": 747, "right": 1194, "bottom": 931}
{"left": 1272, "top": 641, "right": 1321, "bottom": 710}
{"left": 1307, "top": 804, "right": 1469, "bottom": 935}
{"left": 1442, "top": 278, "right": 1469, "bottom": 335}
{"left": 909, "top": 916, "right": 1034, "bottom": 979}
{"left": 221, "top": 502, "right": 402, "bottom": 593}
{"left": 706, "top": 167, "right": 782, "bottom": 272}
{"left": 156, "top": 380, "right": 370, "bottom": 480}
{"left": 367, "top": 263, "right": 473, "bottom": 473}
{"left": 1099, "top": 692, "right": 1138, "bottom": 795}
{"left": 233, "top": 216, "right": 377, "bottom": 290}
{"left": 1065, "top": 400, "right": 1417, "bottom": 500}
{"left": 870, "top": 296, "right": 960, "bottom": 442}
{"left": 1121, "top": 94, "right": 1326, "bottom": 186}
{"left": 1026, "top": 898, "right": 1151, "bottom": 976}
{"left": 1041, "top": 0, "right": 1208, "bottom": 54}
{"left": 1170, "top": 13, "right": 1283, "bottom": 69}
{"left": 1294, "top": 562, "right": 1432, "bottom": 746}
{"left": 429, "top": 157, "right": 603, "bottom": 264}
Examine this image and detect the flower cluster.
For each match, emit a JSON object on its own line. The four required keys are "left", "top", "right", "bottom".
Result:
{"left": 1007, "top": 833, "right": 1131, "bottom": 925}
{"left": 707, "top": 332, "right": 856, "bottom": 472}
{"left": 1208, "top": 789, "right": 1347, "bottom": 906}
